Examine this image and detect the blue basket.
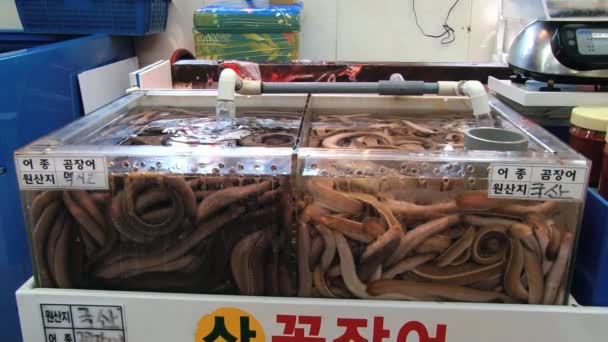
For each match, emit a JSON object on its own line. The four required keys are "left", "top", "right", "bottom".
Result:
{"left": 15, "top": 0, "right": 170, "bottom": 35}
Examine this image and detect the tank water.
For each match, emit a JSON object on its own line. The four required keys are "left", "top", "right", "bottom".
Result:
{"left": 216, "top": 100, "right": 236, "bottom": 128}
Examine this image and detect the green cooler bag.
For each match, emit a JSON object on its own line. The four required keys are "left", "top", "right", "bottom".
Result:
{"left": 193, "top": 1, "right": 302, "bottom": 62}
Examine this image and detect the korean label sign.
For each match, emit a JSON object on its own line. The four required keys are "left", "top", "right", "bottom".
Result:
{"left": 16, "top": 156, "right": 108, "bottom": 190}
{"left": 489, "top": 164, "right": 588, "bottom": 201}
{"left": 196, "top": 307, "right": 447, "bottom": 342}
{"left": 41, "top": 304, "right": 125, "bottom": 342}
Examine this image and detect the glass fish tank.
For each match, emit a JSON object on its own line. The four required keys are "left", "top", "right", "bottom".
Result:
{"left": 15, "top": 91, "right": 588, "bottom": 305}
{"left": 15, "top": 90, "right": 307, "bottom": 295}
{"left": 295, "top": 94, "right": 589, "bottom": 305}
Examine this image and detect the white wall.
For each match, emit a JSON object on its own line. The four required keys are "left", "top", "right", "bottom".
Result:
{"left": 0, "top": 1, "right": 23, "bottom": 30}
{"left": 135, "top": 0, "right": 500, "bottom": 66}
{"left": 135, "top": 0, "right": 207, "bottom": 66}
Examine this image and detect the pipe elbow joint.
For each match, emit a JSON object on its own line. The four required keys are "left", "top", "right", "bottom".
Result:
{"left": 218, "top": 68, "right": 241, "bottom": 101}
{"left": 459, "top": 80, "right": 490, "bottom": 118}
{"left": 218, "top": 68, "right": 262, "bottom": 101}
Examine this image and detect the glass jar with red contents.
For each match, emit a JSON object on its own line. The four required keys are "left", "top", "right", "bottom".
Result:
{"left": 569, "top": 107, "right": 608, "bottom": 187}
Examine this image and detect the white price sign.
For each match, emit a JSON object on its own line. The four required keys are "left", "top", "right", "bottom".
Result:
{"left": 41, "top": 304, "right": 125, "bottom": 342}
{"left": 15, "top": 156, "right": 108, "bottom": 190}
{"left": 489, "top": 164, "right": 588, "bottom": 201}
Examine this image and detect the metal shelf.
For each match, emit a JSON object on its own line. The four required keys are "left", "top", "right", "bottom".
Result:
{"left": 488, "top": 77, "right": 608, "bottom": 107}
{"left": 17, "top": 278, "right": 608, "bottom": 342}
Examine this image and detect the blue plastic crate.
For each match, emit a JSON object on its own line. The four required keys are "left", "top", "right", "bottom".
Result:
{"left": 16, "top": 0, "right": 169, "bottom": 35}
{"left": 572, "top": 188, "right": 608, "bottom": 306}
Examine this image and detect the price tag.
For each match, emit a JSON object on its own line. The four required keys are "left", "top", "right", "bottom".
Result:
{"left": 489, "top": 164, "right": 587, "bottom": 201}
{"left": 15, "top": 156, "right": 108, "bottom": 190}
{"left": 41, "top": 304, "right": 125, "bottom": 342}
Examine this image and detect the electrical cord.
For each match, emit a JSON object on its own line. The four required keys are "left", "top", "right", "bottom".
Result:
{"left": 412, "top": 0, "right": 461, "bottom": 44}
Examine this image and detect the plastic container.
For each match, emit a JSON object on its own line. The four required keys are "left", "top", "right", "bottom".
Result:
{"left": 572, "top": 188, "right": 608, "bottom": 306}
{"left": 0, "top": 33, "right": 69, "bottom": 53}
{"left": 14, "top": 91, "right": 589, "bottom": 304}
{"left": 568, "top": 107, "right": 608, "bottom": 187}
{"left": 15, "top": 0, "right": 170, "bottom": 35}
{"left": 465, "top": 127, "right": 529, "bottom": 151}
{"left": 193, "top": 1, "right": 302, "bottom": 62}
{"left": 600, "top": 138, "right": 608, "bottom": 199}
{"left": 295, "top": 95, "right": 588, "bottom": 305}
{"left": 14, "top": 91, "right": 307, "bottom": 295}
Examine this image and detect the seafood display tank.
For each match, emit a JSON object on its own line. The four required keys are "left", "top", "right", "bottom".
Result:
{"left": 15, "top": 91, "right": 588, "bottom": 305}
{"left": 15, "top": 91, "right": 307, "bottom": 296}
{"left": 295, "top": 95, "right": 588, "bottom": 305}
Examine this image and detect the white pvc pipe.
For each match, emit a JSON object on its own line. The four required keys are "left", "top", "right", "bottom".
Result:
{"left": 217, "top": 68, "right": 490, "bottom": 119}
{"left": 459, "top": 80, "right": 491, "bottom": 118}
{"left": 437, "top": 81, "right": 460, "bottom": 96}
{"left": 241, "top": 80, "right": 262, "bottom": 95}
{"left": 217, "top": 68, "right": 242, "bottom": 101}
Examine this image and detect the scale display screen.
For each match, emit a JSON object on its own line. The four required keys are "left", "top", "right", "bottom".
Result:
{"left": 576, "top": 29, "right": 608, "bottom": 55}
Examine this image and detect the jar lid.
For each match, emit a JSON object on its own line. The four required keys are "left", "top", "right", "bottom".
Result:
{"left": 571, "top": 107, "right": 608, "bottom": 132}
